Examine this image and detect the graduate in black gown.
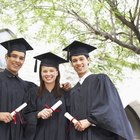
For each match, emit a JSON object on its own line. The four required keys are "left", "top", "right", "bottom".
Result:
{"left": 26, "top": 52, "right": 68, "bottom": 140}
{"left": 63, "top": 41, "right": 134, "bottom": 140}
{"left": 0, "top": 38, "right": 35, "bottom": 140}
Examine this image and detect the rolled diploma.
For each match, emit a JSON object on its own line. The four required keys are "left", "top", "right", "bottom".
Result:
{"left": 11, "top": 102, "right": 27, "bottom": 117}
{"left": 64, "top": 112, "right": 78, "bottom": 124}
{"left": 51, "top": 100, "right": 62, "bottom": 112}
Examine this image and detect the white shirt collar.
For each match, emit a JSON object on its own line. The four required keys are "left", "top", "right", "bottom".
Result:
{"left": 79, "top": 72, "right": 92, "bottom": 85}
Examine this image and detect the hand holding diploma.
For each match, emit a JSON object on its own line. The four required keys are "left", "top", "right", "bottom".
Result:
{"left": 0, "top": 112, "right": 13, "bottom": 123}
{"left": 64, "top": 112, "right": 92, "bottom": 132}
{"left": 11, "top": 102, "right": 27, "bottom": 117}
{"left": 64, "top": 112, "right": 78, "bottom": 124}
{"left": 38, "top": 100, "right": 62, "bottom": 119}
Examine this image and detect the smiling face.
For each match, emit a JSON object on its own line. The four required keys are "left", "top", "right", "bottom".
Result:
{"left": 5, "top": 50, "right": 25, "bottom": 75}
{"left": 71, "top": 55, "right": 89, "bottom": 78}
{"left": 41, "top": 66, "right": 58, "bottom": 85}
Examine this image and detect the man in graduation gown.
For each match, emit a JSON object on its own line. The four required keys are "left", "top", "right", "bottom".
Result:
{"left": 63, "top": 41, "right": 134, "bottom": 140}
{"left": 0, "top": 38, "right": 35, "bottom": 140}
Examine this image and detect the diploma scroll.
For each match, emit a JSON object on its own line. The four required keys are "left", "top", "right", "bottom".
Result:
{"left": 50, "top": 100, "right": 62, "bottom": 112}
{"left": 64, "top": 112, "right": 78, "bottom": 124}
{"left": 11, "top": 102, "right": 27, "bottom": 117}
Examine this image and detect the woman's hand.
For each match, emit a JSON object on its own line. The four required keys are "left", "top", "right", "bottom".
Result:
{"left": 37, "top": 108, "right": 52, "bottom": 119}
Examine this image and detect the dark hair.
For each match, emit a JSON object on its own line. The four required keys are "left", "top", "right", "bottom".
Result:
{"left": 37, "top": 65, "right": 62, "bottom": 98}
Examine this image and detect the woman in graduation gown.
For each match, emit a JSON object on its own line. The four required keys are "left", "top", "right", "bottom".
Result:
{"left": 0, "top": 38, "right": 35, "bottom": 140}
{"left": 63, "top": 41, "right": 134, "bottom": 140}
{"left": 25, "top": 52, "right": 68, "bottom": 140}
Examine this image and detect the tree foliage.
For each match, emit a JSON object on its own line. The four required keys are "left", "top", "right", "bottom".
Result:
{"left": 1, "top": 0, "right": 140, "bottom": 81}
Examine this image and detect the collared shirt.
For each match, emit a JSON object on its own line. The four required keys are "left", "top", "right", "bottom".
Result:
{"left": 79, "top": 71, "right": 92, "bottom": 85}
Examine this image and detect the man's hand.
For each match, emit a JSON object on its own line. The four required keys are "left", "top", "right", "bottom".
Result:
{"left": 61, "top": 82, "right": 71, "bottom": 91}
{"left": 74, "top": 119, "right": 91, "bottom": 132}
{"left": 0, "top": 112, "right": 13, "bottom": 123}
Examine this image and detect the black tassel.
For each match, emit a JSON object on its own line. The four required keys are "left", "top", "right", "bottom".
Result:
{"left": 34, "top": 59, "right": 38, "bottom": 72}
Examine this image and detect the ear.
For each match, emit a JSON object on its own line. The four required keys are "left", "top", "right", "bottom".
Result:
{"left": 5, "top": 54, "right": 8, "bottom": 61}
{"left": 71, "top": 61, "right": 74, "bottom": 68}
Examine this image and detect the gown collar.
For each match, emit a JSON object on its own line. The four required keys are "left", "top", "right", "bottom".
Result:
{"left": 79, "top": 71, "right": 92, "bottom": 85}
{"left": 4, "top": 69, "right": 20, "bottom": 79}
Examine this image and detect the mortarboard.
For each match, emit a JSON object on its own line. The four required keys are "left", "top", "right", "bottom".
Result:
{"left": 63, "top": 40, "right": 96, "bottom": 61}
{"left": 34, "top": 52, "right": 68, "bottom": 72}
{"left": 0, "top": 38, "right": 33, "bottom": 54}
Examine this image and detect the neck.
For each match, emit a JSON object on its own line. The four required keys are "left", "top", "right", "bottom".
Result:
{"left": 78, "top": 70, "right": 89, "bottom": 78}
{"left": 6, "top": 68, "right": 18, "bottom": 76}
{"left": 45, "top": 82, "right": 55, "bottom": 92}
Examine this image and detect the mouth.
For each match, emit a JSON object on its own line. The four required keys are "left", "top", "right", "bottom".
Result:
{"left": 12, "top": 64, "right": 21, "bottom": 69}
{"left": 45, "top": 76, "right": 53, "bottom": 80}
{"left": 76, "top": 66, "right": 83, "bottom": 71}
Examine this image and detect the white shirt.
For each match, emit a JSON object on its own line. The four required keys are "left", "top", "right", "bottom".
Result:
{"left": 79, "top": 72, "right": 92, "bottom": 85}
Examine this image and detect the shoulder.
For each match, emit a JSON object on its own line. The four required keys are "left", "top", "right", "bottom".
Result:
{"left": 28, "top": 86, "right": 39, "bottom": 93}
{"left": 22, "top": 80, "right": 37, "bottom": 90}
{"left": 0, "top": 71, "right": 5, "bottom": 79}
{"left": 86, "top": 74, "right": 115, "bottom": 88}
{"left": 96, "top": 73, "right": 110, "bottom": 80}
{"left": 87, "top": 73, "right": 110, "bottom": 82}
{"left": 25, "top": 81, "right": 37, "bottom": 89}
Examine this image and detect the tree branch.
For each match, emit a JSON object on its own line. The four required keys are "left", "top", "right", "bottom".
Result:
{"left": 105, "top": 0, "right": 140, "bottom": 43}
{"left": 69, "top": 10, "right": 140, "bottom": 54}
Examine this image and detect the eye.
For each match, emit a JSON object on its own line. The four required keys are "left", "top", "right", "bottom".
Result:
{"left": 72, "top": 59, "right": 77, "bottom": 63}
{"left": 10, "top": 54, "right": 25, "bottom": 61}
{"left": 10, "top": 54, "right": 17, "bottom": 59}
{"left": 19, "top": 57, "right": 25, "bottom": 61}
{"left": 50, "top": 69, "right": 55, "bottom": 73}
{"left": 79, "top": 57, "right": 84, "bottom": 61}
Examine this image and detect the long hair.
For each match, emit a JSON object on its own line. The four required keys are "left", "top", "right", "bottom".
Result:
{"left": 37, "top": 65, "right": 62, "bottom": 98}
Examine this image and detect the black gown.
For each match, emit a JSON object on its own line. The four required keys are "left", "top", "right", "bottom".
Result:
{"left": 0, "top": 69, "right": 35, "bottom": 140}
{"left": 68, "top": 73, "right": 134, "bottom": 140}
{"left": 26, "top": 86, "right": 67, "bottom": 140}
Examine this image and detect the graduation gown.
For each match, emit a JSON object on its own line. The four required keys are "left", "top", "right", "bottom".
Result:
{"left": 0, "top": 69, "right": 34, "bottom": 140}
{"left": 68, "top": 73, "right": 134, "bottom": 140}
{"left": 26, "top": 86, "right": 67, "bottom": 140}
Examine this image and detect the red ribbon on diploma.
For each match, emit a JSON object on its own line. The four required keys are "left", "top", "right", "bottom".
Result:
{"left": 13, "top": 111, "right": 23, "bottom": 124}
{"left": 70, "top": 117, "right": 75, "bottom": 123}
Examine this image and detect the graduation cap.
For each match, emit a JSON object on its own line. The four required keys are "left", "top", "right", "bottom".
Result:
{"left": 63, "top": 40, "right": 96, "bottom": 61}
{"left": 34, "top": 52, "right": 68, "bottom": 72}
{"left": 0, "top": 38, "right": 33, "bottom": 54}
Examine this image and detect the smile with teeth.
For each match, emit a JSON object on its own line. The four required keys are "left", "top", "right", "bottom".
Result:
{"left": 13, "top": 63, "right": 21, "bottom": 68}
{"left": 45, "top": 75, "right": 53, "bottom": 80}
{"left": 76, "top": 66, "right": 83, "bottom": 71}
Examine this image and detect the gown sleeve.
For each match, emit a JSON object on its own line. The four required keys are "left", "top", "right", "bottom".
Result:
{"left": 87, "top": 74, "right": 134, "bottom": 140}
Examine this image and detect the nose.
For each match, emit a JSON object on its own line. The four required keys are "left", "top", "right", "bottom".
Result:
{"left": 45, "top": 71, "right": 52, "bottom": 76}
{"left": 76, "top": 60, "right": 81, "bottom": 65}
{"left": 15, "top": 57, "right": 21, "bottom": 62}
